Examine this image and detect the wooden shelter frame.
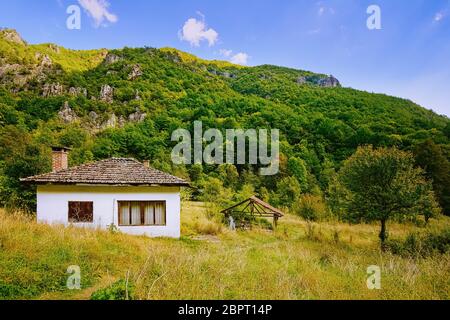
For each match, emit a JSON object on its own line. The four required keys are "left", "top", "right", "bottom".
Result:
{"left": 221, "top": 196, "right": 284, "bottom": 229}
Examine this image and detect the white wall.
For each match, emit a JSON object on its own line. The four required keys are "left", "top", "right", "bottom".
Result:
{"left": 36, "top": 185, "right": 181, "bottom": 238}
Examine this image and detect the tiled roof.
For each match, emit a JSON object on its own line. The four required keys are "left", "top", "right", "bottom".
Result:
{"left": 20, "top": 158, "right": 189, "bottom": 186}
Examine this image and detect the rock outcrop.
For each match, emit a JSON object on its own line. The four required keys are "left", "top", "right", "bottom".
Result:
{"left": 318, "top": 75, "right": 340, "bottom": 88}
{"left": 296, "top": 76, "right": 307, "bottom": 85}
{"left": 128, "top": 108, "right": 147, "bottom": 123}
{"left": 48, "top": 44, "right": 60, "bottom": 54}
{"left": 43, "top": 83, "right": 64, "bottom": 97}
{"left": 69, "top": 87, "right": 87, "bottom": 97}
{"left": 0, "top": 63, "right": 21, "bottom": 78}
{"left": 134, "top": 90, "right": 141, "bottom": 101}
{"left": 0, "top": 29, "right": 26, "bottom": 45}
{"left": 104, "top": 53, "right": 122, "bottom": 65}
{"left": 58, "top": 102, "right": 78, "bottom": 123}
{"left": 102, "top": 113, "right": 117, "bottom": 129}
{"left": 209, "top": 69, "right": 237, "bottom": 78}
{"left": 128, "top": 64, "right": 143, "bottom": 80}
{"left": 296, "top": 75, "right": 341, "bottom": 88}
{"left": 86, "top": 112, "right": 126, "bottom": 131}
{"left": 88, "top": 111, "right": 99, "bottom": 122}
{"left": 221, "top": 71, "right": 236, "bottom": 79}
{"left": 35, "top": 53, "right": 52, "bottom": 68}
{"left": 99, "top": 84, "right": 114, "bottom": 103}
{"left": 118, "top": 116, "right": 126, "bottom": 127}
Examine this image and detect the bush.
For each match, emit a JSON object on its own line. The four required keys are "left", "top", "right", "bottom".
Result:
{"left": 386, "top": 229, "right": 450, "bottom": 258}
{"left": 90, "top": 279, "right": 133, "bottom": 300}
{"left": 293, "top": 194, "right": 328, "bottom": 221}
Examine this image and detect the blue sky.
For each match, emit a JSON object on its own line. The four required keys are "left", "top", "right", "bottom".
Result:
{"left": 1, "top": 0, "right": 449, "bottom": 116}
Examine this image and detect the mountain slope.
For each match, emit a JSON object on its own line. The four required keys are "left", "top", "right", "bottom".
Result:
{"left": 0, "top": 29, "right": 449, "bottom": 210}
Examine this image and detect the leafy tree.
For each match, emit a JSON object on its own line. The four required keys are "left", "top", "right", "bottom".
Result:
{"left": 326, "top": 175, "right": 350, "bottom": 220}
{"left": 200, "top": 177, "right": 232, "bottom": 207}
{"left": 259, "top": 186, "right": 270, "bottom": 202}
{"left": 0, "top": 126, "right": 50, "bottom": 210}
{"left": 218, "top": 164, "right": 239, "bottom": 188}
{"left": 287, "top": 157, "right": 308, "bottom": 190}
{"left": 338, "top": 146, "right": 440, "bottom": 249}
{"left": 189, "top": 164, "right": 204, "bottom": 182}
{"left": 414, "top": 140, "right": 450, "bottom": 216}
{"left": 444, "top": 123, "right": 450, "bottom": 139}
{"left": 237, "top": 184, "right": 255, "bottom": 202}
{"left": 272, "top": 176, "right": 301, "bottom": 207}
{"left": 417, "top": 187, "right": 441, "bottom": 224}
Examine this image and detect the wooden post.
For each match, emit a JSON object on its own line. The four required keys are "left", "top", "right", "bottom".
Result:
{"left": 273, "top": 216, "right": 278, "bottom": 229}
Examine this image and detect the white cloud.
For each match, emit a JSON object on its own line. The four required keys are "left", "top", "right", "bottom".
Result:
{"left": 318, "top": 7, "right": 326, "bottom": 16}
{"left": 434, "top": 11, "right": 446, "bottom": 22}
{"left": 317, "top": 2, "right": 335, "bottom": 16}
{"left": 179, "top": 18, "right": 219, "bottom": 47}
{"left": 77, "top": 0, "right": 118, "bottom": 27}
{"left": 433, "top": 3, "right": 450, "bottom": 23}
{"left": 218, "top": 49, "right": 249, "bottom": 65}
{"left": 219, "top": 49, "right": 233, "bottom": 57}
{"left": 230, "top": 52, "right": 249, "bottom": 65}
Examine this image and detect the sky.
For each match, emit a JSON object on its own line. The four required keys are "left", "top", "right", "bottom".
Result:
{"left": 0, "top": 0, "right": 449, "bottom": 117}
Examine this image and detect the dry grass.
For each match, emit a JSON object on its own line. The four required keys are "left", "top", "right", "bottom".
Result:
{"left": 0, "top": 204, "right": 449, "bottom": 300}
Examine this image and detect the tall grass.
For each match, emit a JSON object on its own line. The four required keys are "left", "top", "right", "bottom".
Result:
{"left": 0, "top": 205, "right": 449, "bottom": 300}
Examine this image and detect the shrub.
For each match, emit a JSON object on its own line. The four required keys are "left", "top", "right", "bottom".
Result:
{"left": 386, "top": 229, "right": 450, "bottom": 258}
{"left": 293, "top": 194, "right": 328, "bottom": 221}
{"left": 90, "top": 279, "right": 133, "bottom": 300}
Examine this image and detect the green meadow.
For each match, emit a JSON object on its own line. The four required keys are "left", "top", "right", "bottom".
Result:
{"left": 0, "top": 202, "right": 448, "bottom": 300}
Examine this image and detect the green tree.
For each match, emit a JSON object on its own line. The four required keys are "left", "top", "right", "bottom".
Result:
{"left": 273, "top": 176, "right": 301, "bottom": 207}
{"left": 259, "top": 186, "right": 270, "bottom": 202}
{"left": 189, "top": 164, "right": 204, "bottom": 182}
{"left": 218, "top": 164, "right": 239, "bottom": 188}
{"left": 414, "top": 140, "right": 450, "bottom": 216}
{"left": 444, "top": 123, "right": 450, "bottom": 139}
{"left": 287, "top": 157, "right": 308, "bottom": 190}
{"left": 338, "top": 146, "right": 440, "bottom": 249}
{"left": 326, "top": 175, "right": 350, "bottom": 220}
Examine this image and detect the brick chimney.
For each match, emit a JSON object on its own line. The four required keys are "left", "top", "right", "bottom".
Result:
{"left": 51, "top": 147, "right": 70, "bottom": 172}
{"left": 143, "top": 160, "right": 150, "bottom": 168}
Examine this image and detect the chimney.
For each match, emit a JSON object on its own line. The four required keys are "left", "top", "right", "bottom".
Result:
{"left": 51, "top": 147, "right": 70, "bottom": 172}
{"left": 143, "top": 160, "right": 150, "bottom": 168}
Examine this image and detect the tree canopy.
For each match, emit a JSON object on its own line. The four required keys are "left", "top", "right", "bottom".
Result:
{"left": 337, "top": 146, "right": 441, "bottom": 247}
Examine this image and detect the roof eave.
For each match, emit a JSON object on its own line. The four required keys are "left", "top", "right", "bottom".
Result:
{"left": 20, "top": 180, "right": 190, "bottom": 187}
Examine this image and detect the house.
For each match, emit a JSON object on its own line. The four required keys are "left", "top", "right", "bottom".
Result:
{"left": 21, "top": 147, "right": 189, "bottom": 238}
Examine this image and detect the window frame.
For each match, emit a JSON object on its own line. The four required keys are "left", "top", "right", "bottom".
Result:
{"left": 118, "top": 201, "right": 167, "bottom": 227}
{"left": 68, "top": 201, "right": 94, "bottom": 224}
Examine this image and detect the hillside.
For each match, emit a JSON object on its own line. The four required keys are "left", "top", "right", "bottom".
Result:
{"left": 0, "top": 28, "right": 449, "bottom": 213}
{"left": 0, "top": 204, "right": 449, "bottom": 300}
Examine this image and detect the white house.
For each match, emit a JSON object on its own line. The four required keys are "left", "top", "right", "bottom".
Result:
{"left": 21, "top": 147, "right": 189, "bottom": 238}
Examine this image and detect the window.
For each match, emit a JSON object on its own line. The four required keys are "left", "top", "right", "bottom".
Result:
{"left": 68, "top": 201, "right": 94, "bottom": 223}
{"left": 118, "top": 201, "right": 166, "bottom": 226}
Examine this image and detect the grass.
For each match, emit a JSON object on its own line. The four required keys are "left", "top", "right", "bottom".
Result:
{"left": 0, "top": 203, "right": 449, "bottom": 300}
